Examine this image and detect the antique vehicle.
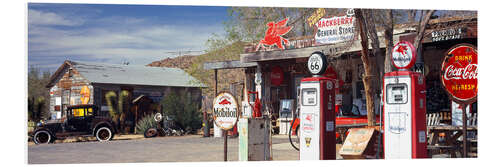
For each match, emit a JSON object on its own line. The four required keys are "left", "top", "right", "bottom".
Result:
{"left": 144, "top": 113, "right": 185, "bottom": 138}
{"left": 32, "top": 104, "right": 117, "bottom": 144}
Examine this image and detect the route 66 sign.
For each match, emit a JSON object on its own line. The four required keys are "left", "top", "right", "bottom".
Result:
{"left": 308, "top": 51, "right": 328, "bottom": 75}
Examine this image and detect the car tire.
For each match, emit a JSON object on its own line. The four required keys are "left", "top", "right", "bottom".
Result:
{"left": 144, "top": 128, "right": 158, "bottom": 138}
{"left": 33, "top": 130, "right": 52, "bottom": 145}
{"left": 96, "top": 127, "right": 113, "bottom": 142}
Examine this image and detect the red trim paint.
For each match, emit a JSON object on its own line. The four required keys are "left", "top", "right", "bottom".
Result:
{"left": 319, "top": 78, "right": 336, "bottom": 160}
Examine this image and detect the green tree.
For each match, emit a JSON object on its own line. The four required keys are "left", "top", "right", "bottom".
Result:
{"left": 161, "top": 91, "right": 202, "bottom": 133}
{"left": 27, "top": 66, "right": 51, "bottom": 121}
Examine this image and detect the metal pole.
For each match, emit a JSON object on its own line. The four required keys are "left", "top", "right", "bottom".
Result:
{"left": 461, "top": 103, "right": 468, "bottom": 158}
{"left": 224, "top": 130, "right": 228, "bottom": 161}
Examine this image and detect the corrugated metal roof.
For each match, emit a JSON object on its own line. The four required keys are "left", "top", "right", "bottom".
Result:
{"left": 69, "top": 61, "right": 205, "bottom": 88}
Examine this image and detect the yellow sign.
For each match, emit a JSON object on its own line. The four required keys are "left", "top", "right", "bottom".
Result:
{"left": 80, "top": 86, "right": 90, "bottom": 104}
{"left": 307, "top": 8, "right": 325, "bottom": 27}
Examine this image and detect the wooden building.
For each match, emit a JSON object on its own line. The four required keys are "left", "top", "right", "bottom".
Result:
{"left": 46, "top": 60, "right": 205, "bottom": 132}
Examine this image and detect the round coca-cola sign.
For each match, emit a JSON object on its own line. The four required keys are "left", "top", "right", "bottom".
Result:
{"left": 441, "top": 44, "right": 477, "bottom": 104}
{"left": 271, "top": 66, "right": 284, "bottom": 86}
{"left": 392, "top": 41, "right": 417, "bottom": 70}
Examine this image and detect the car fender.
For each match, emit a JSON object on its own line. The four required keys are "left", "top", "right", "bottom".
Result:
{"left": 32, "top": 128, "right": 55, "bottom": 137}
{"left": 92, "top": 121, "right": 116, "bottom": 136}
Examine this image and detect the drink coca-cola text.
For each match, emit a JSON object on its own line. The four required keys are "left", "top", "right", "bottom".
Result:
{"left": 443, "top": 64, "right": 478, "bottom": 81}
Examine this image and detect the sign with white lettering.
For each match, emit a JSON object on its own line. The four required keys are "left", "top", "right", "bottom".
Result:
{"left": 307, "top": 52, "right": 328, "bottom": 75}
{"left": 391, "top": 41, "right": 416, "bottom": 70}
{"left": 441, "top": 44, "right": 478, "bottom": 104}
{"left": 213, "top": 92, "right": 239, "bottom": 130}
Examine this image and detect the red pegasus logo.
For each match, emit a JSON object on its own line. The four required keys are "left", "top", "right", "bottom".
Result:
{"left": 257, "top": 18, "right": 293, "bottom": 51}
{"left": 305, "top": 114, "right": 312, "bottom": 122}
{"left": 219, "top": 99, "right": 231, "bottom": 105}
{"left": 395, "top": 45, "right": 408, "bottom": 56}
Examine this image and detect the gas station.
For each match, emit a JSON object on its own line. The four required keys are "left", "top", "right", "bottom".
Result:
{"left": 203, "top": 14, "right": 477, "bottom": 160}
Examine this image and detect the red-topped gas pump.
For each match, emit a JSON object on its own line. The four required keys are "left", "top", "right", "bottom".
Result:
{"left": 383, "top": 41, "right": 427, "bottom": 159}
{"left": 299, "top": 52, "right": 336, "bottom": 160}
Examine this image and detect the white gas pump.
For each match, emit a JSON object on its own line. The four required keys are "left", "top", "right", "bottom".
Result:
{"left": 383, "top": 41, "right": 427, "bottom": 159}
{"left": 299, "top": 52, "right": 336, "bottom": 160}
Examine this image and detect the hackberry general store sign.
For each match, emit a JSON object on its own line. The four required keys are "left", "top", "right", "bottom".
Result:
{"left": 213, "top": 92, "right": 239, "bottom": 130}
{"left": 315, "top": 15, "right": 356, "bottom": 44}
{"left": 441, "top": 44, "right": 478, "bottom": 104}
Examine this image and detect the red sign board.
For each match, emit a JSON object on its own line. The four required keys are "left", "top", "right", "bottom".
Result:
{"left": 271, "top": 66, "right": 284, "bottom": 86}
{"left": 256, "top": 18, "right": 293, "bottom": 51}
{"left": 391, "top": 41, "right": 416, "bottom": 70}
{"left": 441, "top": 44, "right": 478, "bottom": 104}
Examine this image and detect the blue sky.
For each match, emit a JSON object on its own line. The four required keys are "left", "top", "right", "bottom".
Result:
{"left": 28, "top": 3, "right": 229, "bottom": 72}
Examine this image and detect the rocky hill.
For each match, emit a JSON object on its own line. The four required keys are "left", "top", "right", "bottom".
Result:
{"left": 147, "top": 55, "right": 197, "bottom": 71}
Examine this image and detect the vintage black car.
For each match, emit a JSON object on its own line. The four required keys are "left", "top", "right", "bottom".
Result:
{"left": 32, "top": 104, "right": 116, "bottom": 144}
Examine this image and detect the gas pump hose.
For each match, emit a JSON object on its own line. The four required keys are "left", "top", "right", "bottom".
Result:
{"left": 288, "top": 116, "right": 300, "bottom": 151}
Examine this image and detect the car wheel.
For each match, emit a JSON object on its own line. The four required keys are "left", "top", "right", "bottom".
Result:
{"left": 33, "top": 130, "right": 52, "bottom": 145}
{"left": 144, "top": 128, "right": 158, "bottom": 138}
{"left": 96, "top": 127, "right": 113, "bottom": 142}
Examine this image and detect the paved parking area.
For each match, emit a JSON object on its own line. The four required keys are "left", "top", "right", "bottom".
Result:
{"left": 28, "top": 135, "right": 302, "bottom": 164}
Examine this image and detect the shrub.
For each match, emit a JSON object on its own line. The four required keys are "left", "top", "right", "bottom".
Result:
{"left": 135, "top": 113, "right": 157, "bottom": 134}
{"left": 161, "top": 91, "right": 202, "bottom": 134}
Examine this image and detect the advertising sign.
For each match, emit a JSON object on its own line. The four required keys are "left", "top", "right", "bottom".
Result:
{"left": 308, "top": 52, "right": 328, "bottom": 75}
{"left": 257, "top": 18, "right": 293, "bottom": 50}
{"left": 315, "top": 15, "right": 356, "bottom": 44}
{"left": 271, "top": 66, "right": 284, "bottom": 86}
{"left": 213, "top": 92, "right": 239, "bottom": 130}
{"left": 391, "top": 41, "right": 417, "bottom": 70}
{"left": 441, "top": 44, "right": 478, "bottom": 103}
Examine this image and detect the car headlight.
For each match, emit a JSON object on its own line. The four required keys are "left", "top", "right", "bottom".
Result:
{"left": 36, "top": 122, "right": 42, "bottom": 127}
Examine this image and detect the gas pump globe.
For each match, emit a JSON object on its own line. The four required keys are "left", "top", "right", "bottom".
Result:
{"left": 383, "top": 41, "right": 427, "bottom": 159}
{"left": 299, "top": 52, "right": 336, "bottom": 160}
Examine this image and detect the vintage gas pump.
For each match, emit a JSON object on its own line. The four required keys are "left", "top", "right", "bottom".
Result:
{"left": 383, "top": 41, "right": 427, "bottom": 159}
{"left": 299, "top": 52, "right": 336, "bottom": 160}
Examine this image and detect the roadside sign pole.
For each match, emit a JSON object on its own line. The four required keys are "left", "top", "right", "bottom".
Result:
{"left": 224, "top": 130, "right": 228, "bottom": 161}
{"left": 461, "top": 104, "right": 468, "bottom": 158}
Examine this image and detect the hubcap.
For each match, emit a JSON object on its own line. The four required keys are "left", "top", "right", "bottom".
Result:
{"left": 35, "top": 131, "right": 50, "bottom": 144}
{"left": 98, "top": 128, "right": 110, "bottom": 141}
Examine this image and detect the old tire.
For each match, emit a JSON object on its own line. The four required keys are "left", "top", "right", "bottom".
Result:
{"left": 144, "top": 128, "right": 158, "bottom": 138}
{"left": 96, "top": 127, "right": 113, "bottom": 142}
{"left": 33, "top": 130, "right": 52, "bottom": 145}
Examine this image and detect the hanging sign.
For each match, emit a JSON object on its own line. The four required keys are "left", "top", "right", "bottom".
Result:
{"left": 315, "top": 15, "right": 356, "bottom": 44}
{"left": 307, "top": 8, "right": 326, "bottom": 27}
{"left": 256, "top": 18, "right": 293, "bottom": 51}
{"left": 391, "top": 41, "right": 417, "bottom": 70}
{"left": 213, "top": 92, "right": 239, "bottom": 130}
{"left": 80, "top": 85, "right": 90, "bottom": 104}
{"left": 271, "top": 66, "right": 284, "bottom": 86}
{"left": 441, "top": 44, "right": 478, "bottom": 104}
{"left": 308, "top": 51, "right": 328, "bottom": 75}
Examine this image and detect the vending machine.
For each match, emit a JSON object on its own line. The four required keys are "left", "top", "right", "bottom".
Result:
{"left": 383, "top": 41, "right": 427, "bottom": 159}
{"left": 299, "top": 52, "right": 336, "bottom": 160}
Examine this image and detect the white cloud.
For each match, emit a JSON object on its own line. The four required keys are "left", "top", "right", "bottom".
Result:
{"left": 28, "top": 22, "right": 225, "bottom": 69}
{"left": 28, "top": 9, "right": 84, "bottom": 26}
